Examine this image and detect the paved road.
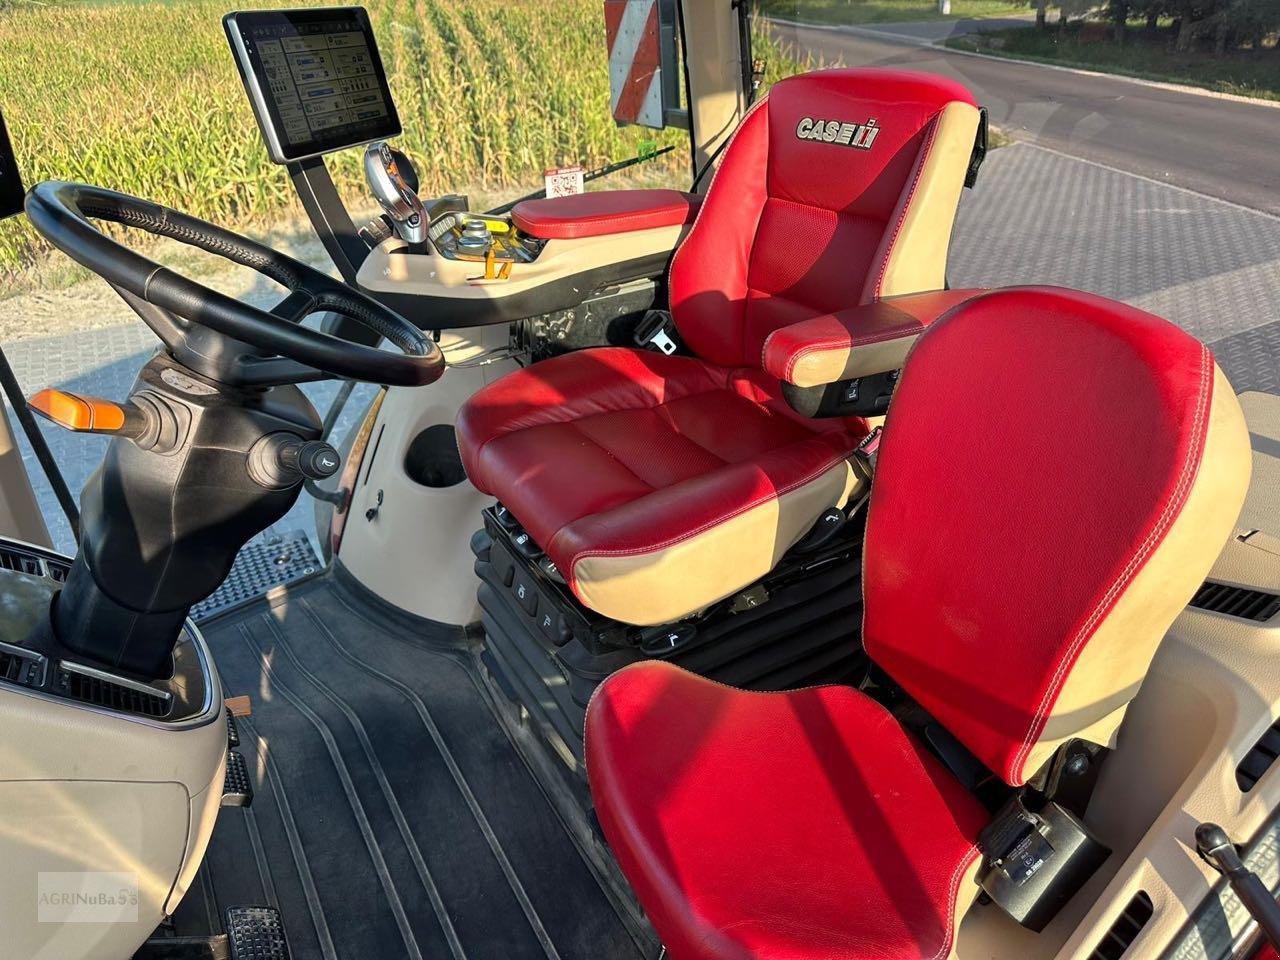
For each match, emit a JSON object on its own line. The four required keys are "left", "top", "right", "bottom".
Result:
{"left": 767, "top": 19, "right": 1280, "bottom": 214}
{"left": 855, "top": 15, "right": 1037, "bottom": 43}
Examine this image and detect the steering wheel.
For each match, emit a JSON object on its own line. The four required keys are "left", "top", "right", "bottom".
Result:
{"left": 24, "top": 181, "right": 444, "bottom": 388}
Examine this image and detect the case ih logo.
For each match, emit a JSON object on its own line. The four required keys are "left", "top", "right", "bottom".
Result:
{"left": 796, "top": 117, "right": 881, "bottom": 150}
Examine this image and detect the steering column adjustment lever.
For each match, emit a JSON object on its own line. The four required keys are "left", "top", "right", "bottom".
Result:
{"left": 248, "top": 432, "right": 341, "bottom": 489}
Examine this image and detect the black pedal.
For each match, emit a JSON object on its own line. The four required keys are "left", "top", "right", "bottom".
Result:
{"left": 226, "top": 711, "right": 240, "bottom": 748}
{"left": 132, "top": 935, "right": 230, "bottom": 959}
{"left": 222, "top": 750, "right": 253, "bottom": 808}
{"left": 225, "top": 906, "right": 290, "bottom": 960}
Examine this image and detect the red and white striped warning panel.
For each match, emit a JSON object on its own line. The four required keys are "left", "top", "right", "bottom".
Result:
{"left": 604, "top": 0, "right": 665, "bottom": 129}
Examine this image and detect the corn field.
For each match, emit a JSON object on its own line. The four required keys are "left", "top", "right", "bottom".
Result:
{"left": 0, "top": 0, "right": 807, "bottom": 280}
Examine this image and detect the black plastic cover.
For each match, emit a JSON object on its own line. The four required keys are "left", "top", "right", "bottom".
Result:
{"left": 979, "top": 796, "right": 1110, "bottom": 931}
{"left": 0, "top": 109, "right": 25, "bottom": 221}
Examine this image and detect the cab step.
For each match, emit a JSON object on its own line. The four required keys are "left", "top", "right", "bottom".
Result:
{"left": 221, "top": 749, "right": 253, "bottom": 807}
{"left": 225, "top": 906, "right": 290, "bottom": 960}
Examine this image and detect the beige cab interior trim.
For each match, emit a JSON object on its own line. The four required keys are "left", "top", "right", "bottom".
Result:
{"left": 356, "top": 223, "right": 688, "bottom": 302}
{"left": 1019, "top": 363, "right": 1252, "bottom": 781}
{"left": 955, "top": 389, "right": 1280, "bottom": 960}
{"left": 0, "top": 400, "right": 52, "bottom": 547}
{"left": 680, "top": 0, "right": 748, "bottom": 177}
{"left": 865, "top": 101, "right": 981, "bottom": 301}
{"left": 570, "top": 458, "right": 861, "bottom": 625}
{"left": 336, "top": 325, "right": 519, "bottom": 627}
{"left": 0, "top": 634, "right": 226, "bottom": 960}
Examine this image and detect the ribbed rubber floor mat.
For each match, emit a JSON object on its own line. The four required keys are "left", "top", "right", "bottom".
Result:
{"left": 174, "top": 574, "right": 651, "bottom": 960}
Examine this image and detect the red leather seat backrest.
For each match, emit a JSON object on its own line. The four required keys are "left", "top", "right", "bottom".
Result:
{"left": 863, "top": 287, "right": 1251, "bottom": 785}
{"left": 668, "top": 68, "right": 980, "bottom": 369}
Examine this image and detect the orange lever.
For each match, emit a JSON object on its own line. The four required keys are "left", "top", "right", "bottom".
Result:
{"left": 28, "top": 389, "right": 129, "bottom": 434}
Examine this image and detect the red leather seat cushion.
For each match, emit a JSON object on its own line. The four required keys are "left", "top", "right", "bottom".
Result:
{"left": 456, "top": 347, "right": 865, "bottom": 596}
{"left": 586, "top": 661, "right": 989, "bottom": 960}
{"left": 511, "top": 189, "right": 701, "bottom": 240}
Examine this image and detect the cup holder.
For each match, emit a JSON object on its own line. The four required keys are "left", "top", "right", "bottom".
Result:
{"left": 404, "top": 424, "right": 467, "bottom": 488}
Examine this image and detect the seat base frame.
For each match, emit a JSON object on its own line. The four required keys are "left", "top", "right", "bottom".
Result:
{"left": 472, "top": 503, "right": 870, "bottom": 768}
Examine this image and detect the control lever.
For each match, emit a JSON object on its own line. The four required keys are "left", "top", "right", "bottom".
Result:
{"left": 1196, "top": 823, "right": 1280, "bottom": 951}
{"left": 248, "top": 432, "right": 341, "bottom": 489}
{"left": 364, "top": 141, "right": 426, "bottom": 247}
{"left": 29, "top": 388, "right": 185, "bottom": 453}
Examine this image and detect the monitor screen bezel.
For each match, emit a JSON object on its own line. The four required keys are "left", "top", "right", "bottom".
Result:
{"left": 224, "top": 6, "right": 402, "bottom": 165}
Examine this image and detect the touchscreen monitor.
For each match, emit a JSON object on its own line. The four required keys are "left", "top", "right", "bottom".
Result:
{"left": 224, "top": 7, "right": 401, "bottom": 164}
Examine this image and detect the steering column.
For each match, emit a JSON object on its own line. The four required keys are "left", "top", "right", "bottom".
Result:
{"left": 23, "top": 181, "right": 445, "bottom": 679}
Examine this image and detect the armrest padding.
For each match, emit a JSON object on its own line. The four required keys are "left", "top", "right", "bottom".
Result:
{"left": 763, "top": 288, "right": 985, "bottom": 387}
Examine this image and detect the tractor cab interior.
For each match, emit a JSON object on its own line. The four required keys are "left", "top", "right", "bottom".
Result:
{"left": 0, "top": 4, "right": 1277, "bottom": 960}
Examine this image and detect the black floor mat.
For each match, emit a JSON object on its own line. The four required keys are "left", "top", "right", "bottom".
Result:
{"left": 175, "top": 574, "right": 651, "bottom": 960}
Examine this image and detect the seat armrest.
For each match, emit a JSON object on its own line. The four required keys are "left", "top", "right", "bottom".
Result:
{"left": 763, "top": 289, "right": 986, "bottom": 387}
{"left": 511, "top": 189, "right": 702, "bottom": 240}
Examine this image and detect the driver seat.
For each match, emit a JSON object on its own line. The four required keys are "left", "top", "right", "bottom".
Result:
{"left": 457, "top": 69, "right": 982, "bottom": 624}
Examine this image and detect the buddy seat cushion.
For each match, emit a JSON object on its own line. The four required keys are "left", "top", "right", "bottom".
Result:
{"left": 584, "top": 287, "right": 1252, "bottom": 959}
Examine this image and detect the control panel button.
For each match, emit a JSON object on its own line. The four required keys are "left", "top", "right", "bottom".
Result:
{"left": 512, "top": 575, "right": 539, "bottom": 616}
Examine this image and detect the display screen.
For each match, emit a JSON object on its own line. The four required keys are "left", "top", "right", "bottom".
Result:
{"left": 0, "top": 109, "right": 26, "bottom": 221}
{"left": 225, "top": 8, "right": 401, "bottom": 164}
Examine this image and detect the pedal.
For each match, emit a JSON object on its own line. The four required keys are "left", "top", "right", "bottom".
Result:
{"left": 226, "top": 711, "right": 240, "bottom": 748}
{"left": 222, "top": 750, "right": 253, "bottom": 808}
{"left": 225, "top": 906, "right": 290, "bottom": 960}
{"left": 132, "top": 934, "right": 229, "bottom": 959}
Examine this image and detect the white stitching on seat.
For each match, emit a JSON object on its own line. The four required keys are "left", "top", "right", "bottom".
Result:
{"left": 871, "top": 112, "right": 941, "bottom": 300}
{"left": 564, "top": 452, "right": 854, "bottom": 577}
{"left": 1009, "top": 344, "right": 1213, "bottom": 782}
{"left": 930, "top": 846, "right": 981, "bottom": 960}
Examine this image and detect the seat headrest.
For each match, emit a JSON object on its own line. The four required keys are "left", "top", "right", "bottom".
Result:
{"left": 863, "top": 287, "right": 1252, "bottom": 785}
{"left": 763, "top": 68, "right": 977, "bottom": 214}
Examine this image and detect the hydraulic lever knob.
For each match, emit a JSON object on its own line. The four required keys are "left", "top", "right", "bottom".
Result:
{"left": 248, "top": 433, "right": 340, "bottom": 489}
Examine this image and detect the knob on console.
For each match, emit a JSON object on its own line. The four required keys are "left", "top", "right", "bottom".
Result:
{"left": 457, "top": 218, "right": 493, "bottom": 253}
{"left": 364, "top": 141, "right": 427, "bottom": 246}
{"left": 248, "top": 433, "right": 341, "bottom": 489}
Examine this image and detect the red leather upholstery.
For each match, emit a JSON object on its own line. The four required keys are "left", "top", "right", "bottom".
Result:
{"left": 669, "top": 69, "right": 978, "bottom": 368}
{"left": 457, "top": 68, "right": 979, "bottom": 622}
{"left": 586, "top": 661, "right": 988, "bottom": 960}
{"left": 762, "top": 288, "right": 983, "bottom": 385}
{"left": 585, "top": 289, "right": 1246, "bottom": 959}
{"left": 458, "top": 347, "right": 864, "bottom": 602}
{"left": 511, "top": 189, "right": 701, "bottom": 240}
{"left": 864, "top": 287, "right": 1217, "bottom": 784}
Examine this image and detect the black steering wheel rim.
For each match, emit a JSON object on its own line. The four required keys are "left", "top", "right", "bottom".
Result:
{"left": 24, "top": 181, "right": 444, "bottom": 388}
